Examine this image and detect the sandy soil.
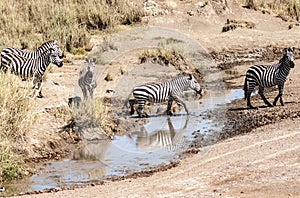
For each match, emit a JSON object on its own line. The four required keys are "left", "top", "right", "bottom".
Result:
{"left": 12, "top": 0, "right": 300, "bottom": 197}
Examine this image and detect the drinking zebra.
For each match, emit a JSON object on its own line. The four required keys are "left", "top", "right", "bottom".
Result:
{"left": 78, "top": 58, "right": 97, "bottom": 99}
{"left": 0, "top": 40, "right": 63, "bottom": 72}
{"left": 244, "top": 47, "right": 295, "bottom": 109}
{"left": 125, "top": 74, "right": 202, "bottom": 118}
{"left": 2, "top": 48, "right": 63, "bottom": 98}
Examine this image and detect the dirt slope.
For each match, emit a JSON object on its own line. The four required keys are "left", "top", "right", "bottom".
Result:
{"left": 16, "top": 117, "right": 300, "bottom": 198}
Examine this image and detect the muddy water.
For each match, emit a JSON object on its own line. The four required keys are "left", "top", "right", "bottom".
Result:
{"left": 3, "top": 88, "right": 244, "bottom": 196}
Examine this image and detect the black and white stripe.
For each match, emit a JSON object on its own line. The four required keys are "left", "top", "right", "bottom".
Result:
{"left": 1, "top": 40, "right": 63, "bottom": 72}
{"left": 134, "top": 116, "right": 189, "bottom": 151}
{"left": 2, "top": 48, "right": 63, "bottom": 97}
{"left": 78, "top": 58, "right": 97, "bottom": 99}
{"left": 244, "top": 47, "right": 295, "bottom": 109}
{"left": 126, "top": 74, "right": 202, "bottom": 117}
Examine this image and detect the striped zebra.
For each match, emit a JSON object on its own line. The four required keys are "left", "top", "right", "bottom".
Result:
{"left": 0, "top": 40, "right": 63, "bottom": 72}
{"left": 78, "top": 58, "right": 97, "bottom": 99}
{"left": 244, "top": 47, "right": 295, "bottom": 109}
{"left": 133, "top": 116, "right": 189, "bottom": 152}
{"left": 125, "top": 74, "right": 202, "bottom": 118}
{"left": 2, "top": 48, "right": 63, "bottom": 98}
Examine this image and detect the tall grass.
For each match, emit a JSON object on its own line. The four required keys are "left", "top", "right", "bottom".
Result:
{"left": 0, "top": 73, "right": 35, "bottom": 182}
{"left": 239, "top": 0, "right": 300, "bottom": 21}
{"left": 0, "top": 0, "right": 144, "bottom": 54}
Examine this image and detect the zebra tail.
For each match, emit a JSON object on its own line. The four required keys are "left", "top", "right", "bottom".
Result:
{"left": 243, "top": 77, "right": 247, "bottom": 100}
{"left": 124, "top": 91, "right": 133, "bottom": 108}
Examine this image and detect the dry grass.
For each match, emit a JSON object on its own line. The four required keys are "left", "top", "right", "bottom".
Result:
{"left": 0, "top": 73, "right": 36, "bottom": 182}
{"left": 238, "top": 0, "right": 300, "bottom": 21}
{"left": 66, "top": 97, "right": 114, "bottom": 139}
{"left": 0, "top": 0, "right": 144, "bottom": 54}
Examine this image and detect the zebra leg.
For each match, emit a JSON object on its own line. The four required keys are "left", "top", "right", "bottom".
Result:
{"left": 89, "top": 87, "right": 94, "bottom": 99}
{"left": 273, "top": 84, "right": 284, "bottom": 106}
{"left": 258, "top": 86, "right": 273, "bottom": 107}
{"left": 32, "top": 74, "right": 44, "bottom": 98}
{"left": 136, "top": 102, "right": 148, "bottom": 118}
{"left": 129, "top": 99, "right": 137, "bottom": 115}
{"left": 246, "top": 93, "right": 256, "bottom": 109}
{"left": 245, "top": 80, "right": 257, "bottom": 109}
{"left": 166, "top": 99, "right": 173, "bottom": 115}
{"left": 81, "top": 86, "right": 88, "bottom": 99}
{"left": 172, "top": 96, "right": 189, "bottom": 115}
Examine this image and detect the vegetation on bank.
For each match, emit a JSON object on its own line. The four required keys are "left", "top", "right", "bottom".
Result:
{"left": 0, "top": 0, "right": 143, "bottom": 182}
{"left": 0, "top": 73, "right": 35, "bottom": 182}
{"left": 239, "top": 0, "right": 300, "bottom": 21}
{"left": 0, "top": 0, "right": 144, "bottom": 54}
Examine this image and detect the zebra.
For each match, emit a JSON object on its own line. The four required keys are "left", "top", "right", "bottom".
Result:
{"left": 132, "top": 116, "right": 189, "bottom": 152}
{"left": 244, "top": 47, "right": 295, "bottom": 109}
{"left": 0, "top": 40, "right": 63, "bottom": 72}
{"left": 78, "top": 58, "right": 97, "bottom": 99}
{"left": 2, "top": 47, "right": 63, "bottom": 98}
{"left": 125, "top": 74, "right": 202, "bottom": 118}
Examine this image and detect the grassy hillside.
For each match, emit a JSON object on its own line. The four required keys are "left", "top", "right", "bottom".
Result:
{"left": 238, "top": 0, "right": 300, "bottom": 21}
{"left": 0, "top": 0, "right": 144, "bottom": 54}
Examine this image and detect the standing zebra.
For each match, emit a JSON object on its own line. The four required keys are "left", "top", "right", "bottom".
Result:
{"left": 244, "top": 47, "right": 295, "bottom": 109}
{"left": 3, "top": 48, "right": 63, "bottom": 98}
{"left": 0, "top": 40, "right": 63, "bottom": 72}
{"left": 78, "top": 58, "right": 97, "bottom": 99}
{"left": 125, "top": 74, "right": 202, "bottom": 118}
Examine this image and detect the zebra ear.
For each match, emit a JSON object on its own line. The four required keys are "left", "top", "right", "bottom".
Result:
{"left": 85, "top": 58, "right": 89, "bottom": 63}
{"left": 188, "top": 74, "right": 193, "bottom": 80}
{"left": 53, "top": 40, "right": 58, "bottom": 45}
{"left": 283, "top": 48, "right": 288, "bottom": 54}
{"left": 291, "top": 47, "right": 295, "bottom": 52}
{"left": 92, "top": 58, "right": 96, "bottom": 63}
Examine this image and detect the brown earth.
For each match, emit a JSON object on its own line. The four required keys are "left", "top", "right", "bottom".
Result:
{"left": 11, "top": 0, "right": 300, "bottom": 197}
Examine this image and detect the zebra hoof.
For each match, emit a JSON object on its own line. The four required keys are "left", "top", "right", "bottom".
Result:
{"left": 166, "top": 110, "right": 173, "bottom": 116}
{"left": 37, "top": 94, "right": 44, "bottom": 98}
{"left": 143, "top": 113, "right": 149, "bottom": 118}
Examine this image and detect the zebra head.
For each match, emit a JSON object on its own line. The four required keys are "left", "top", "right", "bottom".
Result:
{"left": 86, "top": 58, "right": 96, "bottom": 73}
{"left": 187, "top": 74, "right": 202, "bottom": 95}
{"left": 282, "top": 47, "right": 295, "bottom": 68}
{"left": 49, "top": 47, "right": 63, "bottom": 67}
{"left": 52, "top": 40, "right": 64, "bottom": 59}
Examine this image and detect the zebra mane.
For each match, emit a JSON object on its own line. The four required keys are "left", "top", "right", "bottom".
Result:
{"left": 37, "top": 40, "right": 57, "bottom": 50}
{"left": 278, "top": 56, "right": 285, "bottom": 64}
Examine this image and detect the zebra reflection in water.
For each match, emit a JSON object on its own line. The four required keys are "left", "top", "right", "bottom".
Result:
{"left": 130, "top": 116, "right": 190, "bottom": 152}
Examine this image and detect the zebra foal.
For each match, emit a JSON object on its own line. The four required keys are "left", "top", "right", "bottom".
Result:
{"left": 1, "top": 40, "right": 63, "bottom": 72}
{"left": 125, "top": 74, "right": 202, "bottom": 118}
{"left": 244, "top": 47, "right": 295, "bottom": 109}
{"left": 78, "top": 58, "right": 97, "bottom": 99}
{"left": 2, "top": 48, "right": 63, "bottom": 97}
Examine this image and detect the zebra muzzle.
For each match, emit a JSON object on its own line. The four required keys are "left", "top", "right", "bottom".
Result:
{"left": 196, "top": 89, "right": 202, "bottom": 96}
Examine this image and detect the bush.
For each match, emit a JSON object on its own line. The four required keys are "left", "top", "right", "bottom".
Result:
{"left": 0, "top": 0, "right": 144, "bottom": 54}
{"left": 0, "top": 73, "right": 35, "bottom": 181}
